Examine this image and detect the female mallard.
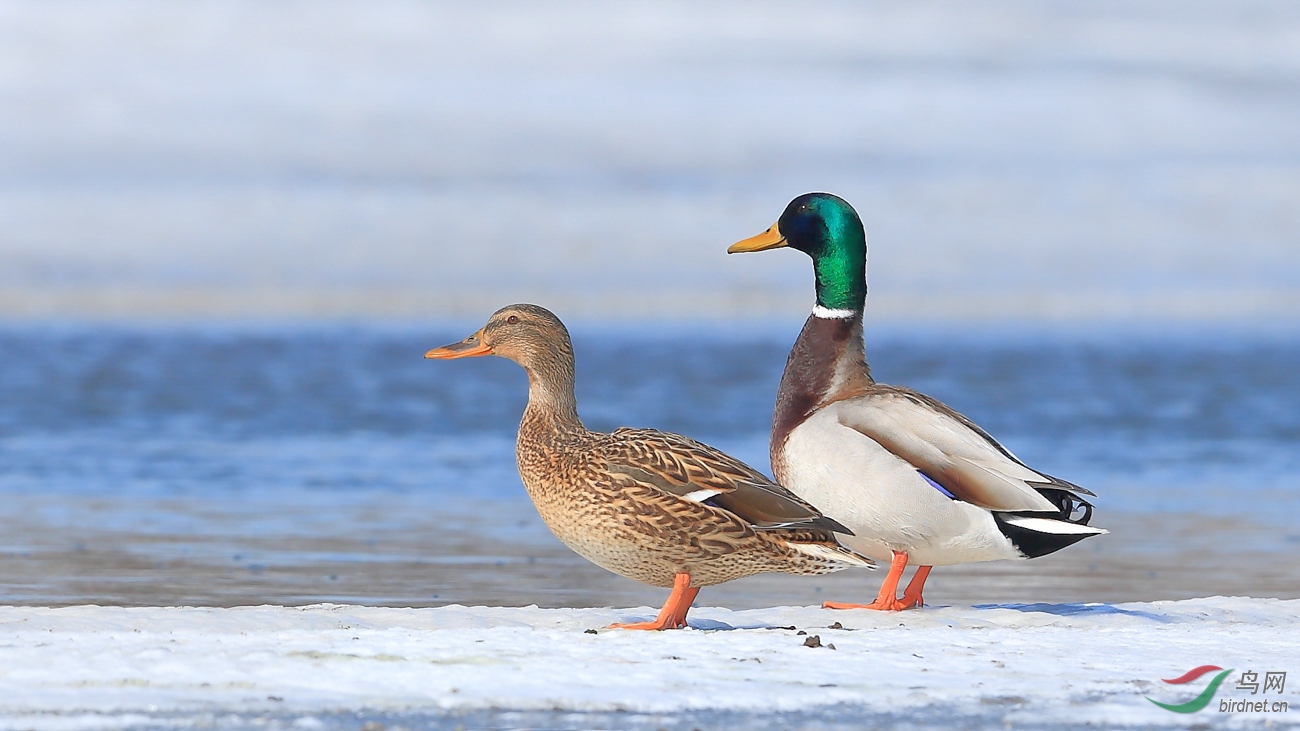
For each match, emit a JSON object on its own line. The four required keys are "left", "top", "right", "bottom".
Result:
{"left": 425, "top": 304, "right": 874, "bottom": 629}
{"left": 728, "top": 193, "right": 1105, "bottom": 611}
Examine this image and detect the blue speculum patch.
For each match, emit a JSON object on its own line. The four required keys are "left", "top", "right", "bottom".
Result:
{"left": 919, "top": 470, "right": 956, "bottom": 499}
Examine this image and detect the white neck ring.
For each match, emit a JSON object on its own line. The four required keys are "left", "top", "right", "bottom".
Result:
{"left": 812, "top": 305, "right": 858, "bottom": 320}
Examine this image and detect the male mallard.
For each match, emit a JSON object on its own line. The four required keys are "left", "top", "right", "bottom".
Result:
{"left": 728, "top": 193, "right": 1105, "bottom": 611}
{"left": 425, "top": 304, "right": 874, "bottom": 629}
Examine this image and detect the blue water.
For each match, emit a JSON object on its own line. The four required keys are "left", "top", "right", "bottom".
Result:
{"left": 0, "top": 324, "right": 1297, "bottom": 605}
{"left": 3, "top": 324, "right": 1298, "bottom": 511}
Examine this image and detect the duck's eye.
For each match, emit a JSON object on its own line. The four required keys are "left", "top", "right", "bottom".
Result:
{"left": 506, "top": 315, "right": 519, "bottom": 324}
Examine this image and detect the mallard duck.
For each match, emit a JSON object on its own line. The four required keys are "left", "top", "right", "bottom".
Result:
{"left": 728, "top": 193, "right": 1105, "bottom": 611}
{"left": 424, "top": 304, "right": 874, "bottom": 629}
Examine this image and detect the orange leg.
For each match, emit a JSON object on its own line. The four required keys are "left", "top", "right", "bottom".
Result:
{"left": 900, "top": 565, "right": 932, "bottom": 609}
{"left": 824, "top": 551, "right": 918, "bottom": 611}
{"left": 608, "top": 573, "right": 700, "bottom": 630}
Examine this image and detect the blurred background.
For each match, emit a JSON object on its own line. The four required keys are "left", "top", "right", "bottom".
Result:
{"left": 3, "top": 0, "right": 1299, "bottom": 322}
{"left": 0, "top": 1, "right": 1297, "bottom": 609}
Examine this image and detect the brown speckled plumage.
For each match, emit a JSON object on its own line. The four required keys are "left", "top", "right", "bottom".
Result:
{"left": 430, "top": 304, "right": 874, "bottom": 590}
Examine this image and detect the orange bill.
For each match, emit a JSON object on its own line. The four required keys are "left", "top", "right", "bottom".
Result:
{"left": 424, "top": 331, "right": 491, "bottom": 359}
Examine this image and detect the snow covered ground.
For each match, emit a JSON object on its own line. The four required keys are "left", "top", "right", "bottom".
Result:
{"left": 1, "top": 598, "right": 1296, "bottom": 730}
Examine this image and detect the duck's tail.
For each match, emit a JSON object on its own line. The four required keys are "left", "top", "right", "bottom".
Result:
{"left": 785, "top": 532, "right": 877, "bottom": 570}
{"left": 995, "top": 488, "right": 1107, "bottom": 559}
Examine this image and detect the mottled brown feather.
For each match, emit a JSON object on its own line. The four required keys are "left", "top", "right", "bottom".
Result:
{"left": 439, "top": 304, "right": 874, "bottom": 590}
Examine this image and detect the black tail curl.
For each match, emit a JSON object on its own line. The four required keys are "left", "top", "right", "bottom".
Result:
{"left": 993, "top": 486, "right": 1099, "bottom": 559}
{"left": 1035, "top": 487, "right": 1095, "bottom": 526}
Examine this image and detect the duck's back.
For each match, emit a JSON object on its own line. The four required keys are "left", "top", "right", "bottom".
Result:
{"left": 514, "top": 423, "right": 869, "bottom": 587}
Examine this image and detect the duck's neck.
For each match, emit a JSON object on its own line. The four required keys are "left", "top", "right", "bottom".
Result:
{"left": 519, "top": 350, "right": 584, "bottom": 439}
{"left": 770, "top": 309, "right": 872, "bottom": 481}
{"left": 810, "top": 220, "right": 867, "bottom": 313}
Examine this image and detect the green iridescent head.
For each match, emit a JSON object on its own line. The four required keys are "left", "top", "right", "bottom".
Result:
{"left": 728, "top": 192, "right": 867, "bottom": 313}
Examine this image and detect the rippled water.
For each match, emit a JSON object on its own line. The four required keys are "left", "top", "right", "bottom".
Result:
{"left": 1, "top": 324, "right": 1297, "bottom": 607}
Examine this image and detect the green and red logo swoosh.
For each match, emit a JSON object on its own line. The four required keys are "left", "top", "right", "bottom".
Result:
{"left": 1147, "top": 665, "right": 1235, "bottom": 713}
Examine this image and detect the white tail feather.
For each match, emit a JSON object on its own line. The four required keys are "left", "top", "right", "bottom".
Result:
{"left": 1001, "top": 516, "right": 1108, "bottom": 535}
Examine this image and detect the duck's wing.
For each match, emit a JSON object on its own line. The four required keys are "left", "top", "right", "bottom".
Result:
{"left": 605, "top": 428, "right": 852, "bottom": 534}
{"left": 835, "top": 386, "right": 1093, "bottom": 514}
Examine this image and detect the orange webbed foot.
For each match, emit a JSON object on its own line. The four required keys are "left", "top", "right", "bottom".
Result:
{"left": 821, "top": 552, "right": 927, "bottom": 611}
{"left": 899, "top": 565, "right": 932, "bottom": 609}
{"left": 897, "top": 589, "right": 924, "bottom": 609}
{"left": 606, "top": 573, "right": 698, "bottom": 631}
{"left": 606, "top": 618, "right": 689, "bottom": 631}
{"left": 822, "top": 597, "right": 911, "bottom": 612}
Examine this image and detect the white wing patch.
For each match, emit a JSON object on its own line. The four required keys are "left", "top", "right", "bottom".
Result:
{"left": 681, "top": 489, "right": 721, "bottom": 503}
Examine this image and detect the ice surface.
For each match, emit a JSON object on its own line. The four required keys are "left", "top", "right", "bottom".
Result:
{"left": 0, "top": 598, "right": 1295, "bottom": 729}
